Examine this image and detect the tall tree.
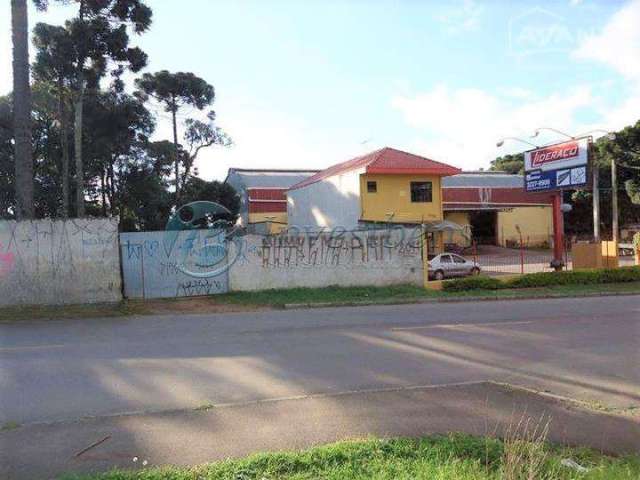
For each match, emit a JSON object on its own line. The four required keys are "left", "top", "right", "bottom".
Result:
{"left": 11, "top": 0, "right": 34, "bottom": 219}
{"left": 180, "top": 111, "right": 232, "bottom": 188}
{"left": 135, "top": 71, "right": 215, "bottom": 198}
{"left": 595, "top": 120, "right": 640, "bottom": 205}
{"left": 82, "top": 90, "right": 155, "bottom": 217}
{"left": 34, "top": 0, "right": 152, "bottom": 217}
{"left": 32, "top": 23, "right": 75, "bottom": 217}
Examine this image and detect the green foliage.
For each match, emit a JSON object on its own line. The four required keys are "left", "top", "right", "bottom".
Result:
{"left": 134, "top": 71, "right": 229, "bottom": 194}
{"left": 508, "top": 267, "right": 640, "bottom": 288}
{"left": 443, "top": 267, "right": 640, "bottom": 291}
{"left": 593, "top": 122, "right": 640, "bottom": 208}
{"left": 135, "top": 71, "right": 214, "bottom": 113}
{"left": 490, "top": 153, "right": 524, "bottom": 174}
{"left": 633, "top": 232, "right": 640, "bottom": 251}
{"left": 442, "top": 276, "right": 504, "bottom": 292}
{"left": 180, "top": 177, "right": 240, "bottom": 218}
{"left": 60, "top": 434, "right": 640, "bottom": 480}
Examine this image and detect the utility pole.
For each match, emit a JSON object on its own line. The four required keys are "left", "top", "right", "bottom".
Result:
{"left": 611, "top": 158, "right": 618, "bottom": 245}
{"left": 592, "top": 158, "right": 600, "bottom": 242}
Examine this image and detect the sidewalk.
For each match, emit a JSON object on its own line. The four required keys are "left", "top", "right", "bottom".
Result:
{"left": 2, "top": 382, "right": 639, "bottom": 480}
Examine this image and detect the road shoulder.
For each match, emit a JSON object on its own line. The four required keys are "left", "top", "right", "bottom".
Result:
{"left": 2, "top": 382, "right": 639, "bottom": 480}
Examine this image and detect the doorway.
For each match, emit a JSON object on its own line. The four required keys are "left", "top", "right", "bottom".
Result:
{"left": 469, "top": 210, "right": 497, "bottom": 245}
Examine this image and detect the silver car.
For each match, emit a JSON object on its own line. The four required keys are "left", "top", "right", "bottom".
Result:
{"left": 428, "top": 253, "right": 481, "bottom": 280}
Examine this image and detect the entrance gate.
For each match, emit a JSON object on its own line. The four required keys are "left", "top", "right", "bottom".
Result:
{"left": 120, "top": 230, "right": 230, "bottom": 299}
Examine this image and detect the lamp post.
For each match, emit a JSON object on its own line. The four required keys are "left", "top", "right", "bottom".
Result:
{"left": 531, "top": 127, "right": 575, "bottom": 140}
{"left": 496, "top": 137, "right": 539, "bottom": 149}
{"left": 581, "top": 130, "right": 618, "bottom": 244}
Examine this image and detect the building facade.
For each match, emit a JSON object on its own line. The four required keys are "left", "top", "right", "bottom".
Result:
{"left": 287, "top": 147, "right": 461, "bottom": 229}
{"left": 442, "top": 172, "right": 554, "bottom": 248}
{"left": 225, "top": 168, "right": 318, "bottom": 233}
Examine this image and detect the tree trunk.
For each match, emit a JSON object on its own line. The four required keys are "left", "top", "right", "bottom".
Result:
{"left": 58, "top": 77, "right": 70, "bottom": 218}
{"left": 100, "top": 171, "right": 107, "bottom": 216}
{"left": 172, "top": 107, "right": 180, "bottom": 202}
{"left": 10, "top": 0, "right": 34, "bottom": 219}
{"left": 74, "top": 82, "right": 85, "bottom": 217}
{"left": 107, "top": 162, "right": 115, "bottom": 215}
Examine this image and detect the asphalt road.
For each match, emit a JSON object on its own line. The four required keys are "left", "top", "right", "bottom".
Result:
{"left": 1, "top": 296, "right": 639, "bottom": 425}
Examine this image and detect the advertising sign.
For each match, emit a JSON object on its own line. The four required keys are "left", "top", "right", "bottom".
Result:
{"left": 524, "top": 138, "right": 590, "bottom": 192}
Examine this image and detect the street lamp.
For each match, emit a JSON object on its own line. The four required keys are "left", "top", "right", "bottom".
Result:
{"left": 578, "top": 129, "right": 616, "bottom": 141}
{"left": 531, "top": 127, "right": 575, "bottom": 140}
{"left": 496, "top": 137, "right": 539, "bottom": 148}
{"left": 581, "top": 130, "right": 619, "bottom": 244}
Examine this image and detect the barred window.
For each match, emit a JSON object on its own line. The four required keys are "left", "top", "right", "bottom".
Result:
{"left": 410, "top": 181, "right": 432, "bottom": 202}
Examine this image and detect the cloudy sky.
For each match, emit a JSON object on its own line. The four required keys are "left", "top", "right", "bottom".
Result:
{"left": 1, "top": 0, "right": 639, "bottom": 180}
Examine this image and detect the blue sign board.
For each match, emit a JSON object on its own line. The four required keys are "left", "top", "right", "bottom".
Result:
{"left": 525, "top": 165, "right": 588, "bottom": 193}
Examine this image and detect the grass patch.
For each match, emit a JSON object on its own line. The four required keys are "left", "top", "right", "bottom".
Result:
{"left": 1, "top": 421, "right": 20, "bottom": 431}
{"left": 217, "top": 283, "right": 434, "bottom": 306}
{"left": 2, "top": 281, "right": 639, "bottom": 322}
{"left": 60, "top": 433, "right": 640, "bottom": 480}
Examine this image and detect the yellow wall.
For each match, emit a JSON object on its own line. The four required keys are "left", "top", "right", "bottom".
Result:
{"left": 497, "top": 206, "right": 552, "bottom": 247}
{"left": 360, "top": 174, "right": 443, "bottom": 224}
{"left": 248, "top": 212, "right": 288, "bottom": 225}
{"left": 443, "top": 211, "right": 472, "bottom": 246}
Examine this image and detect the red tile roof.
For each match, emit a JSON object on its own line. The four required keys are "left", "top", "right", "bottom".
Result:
{"left": 289, "top": 147, "right": 461, "bottom": 191}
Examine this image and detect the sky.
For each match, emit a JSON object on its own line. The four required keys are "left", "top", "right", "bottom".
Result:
{"left": 1, "top": 0, "right": 640, "bottom": 181}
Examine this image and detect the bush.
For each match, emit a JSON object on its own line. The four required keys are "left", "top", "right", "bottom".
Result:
{"left": 442, "top": 276, "right": 504, "bottom": 292}
{"left": 443, "top": 266, "right": 640, "bottom": 292}
{"left": 508, "top": 267, "right": 640, "bottom": 288}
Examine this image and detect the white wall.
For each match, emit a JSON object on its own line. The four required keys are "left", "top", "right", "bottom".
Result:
{"left": 287, "top": 168, "right": 363, "bottom": 229}
{"left": 0, "top": 218, "right": 122, "bottom": 306}
{"left": 229, "top": 227, "right": 423, "bottom": 291}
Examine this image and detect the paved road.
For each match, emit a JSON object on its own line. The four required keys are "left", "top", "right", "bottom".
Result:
{"left": 1, "top": 295, "right": 639, "bottom": 425}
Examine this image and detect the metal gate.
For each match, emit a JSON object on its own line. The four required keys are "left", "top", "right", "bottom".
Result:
{"left": 120, "top": 230, "right": 230, "bottom": 299}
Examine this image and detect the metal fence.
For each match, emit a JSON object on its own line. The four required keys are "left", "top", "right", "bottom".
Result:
{"left": 469, "top": 244, "right": 556, "bottom": 275}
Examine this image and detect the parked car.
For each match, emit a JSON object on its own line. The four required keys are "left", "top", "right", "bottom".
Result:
{"left": 428, "top": 253, "right": 481, "bottom": 280}
{"left": 619, "top": 243, "right": 635, "bottom": 256}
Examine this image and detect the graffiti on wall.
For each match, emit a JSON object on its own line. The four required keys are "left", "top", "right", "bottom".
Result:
{"left": 253, "top": 226, "right": 422, "bottom": 269}
{"left": 120, "top": 229, "right": 230, "bottom": 299}
{"left": 0, "top": 218, "right": 121, "bottom": 306}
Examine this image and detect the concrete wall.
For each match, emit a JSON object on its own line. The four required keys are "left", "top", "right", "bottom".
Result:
{"left": 0, "top": 218, "right": 122, "bottom": 306}
{"left": 120, "top": 230, "right": 229, "bottom": 299}
{"left": 287, "top": 168, "right": 364, "bottom": 229}
{"left": 497, "top": 206, "right": 553, "bottom": 247}
{"left": 229, "top": 227, "right": 423, "bottom": 291}
{"left": 443, "top": 211, "right": 472, "bottom": 246}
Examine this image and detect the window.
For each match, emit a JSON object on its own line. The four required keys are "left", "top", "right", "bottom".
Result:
{"left": 440, "top": 255, "right": 452, "bottom": 263}
{"left": 452, "top": 255, "right": 466, "bottom": 264}
{"left": 367, "top": 181, "right": 377, "bottom": 193}
{"left": 410, "top": 181, "right": 432, "bottom": 202}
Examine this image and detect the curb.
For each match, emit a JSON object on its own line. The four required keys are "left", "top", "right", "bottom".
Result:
{"left": 282, "top": 290, "right": 640, "bottom": 309}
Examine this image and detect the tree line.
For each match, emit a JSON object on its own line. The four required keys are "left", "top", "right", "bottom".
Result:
{"left": 5, "top": 0, "right": 238, "bottom": 230}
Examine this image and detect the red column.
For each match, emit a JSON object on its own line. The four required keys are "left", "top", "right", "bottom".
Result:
{"left": 552, "top": 192, "right": 564, "bottom": 270}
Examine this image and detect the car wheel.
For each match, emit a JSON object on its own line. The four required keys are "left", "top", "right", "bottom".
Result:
{"left": 434, "top": 270, "right": 445, "bottom": 281}
{"left": 471, "top": 267, "right": 480, "bottom": 276}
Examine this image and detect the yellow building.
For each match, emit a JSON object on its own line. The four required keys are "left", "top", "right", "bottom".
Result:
{"left": 287, "top": 148, "right": 462, "bottom": 252}
{"left": 442, "top": 172, "right": 554, "bottom": 248}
